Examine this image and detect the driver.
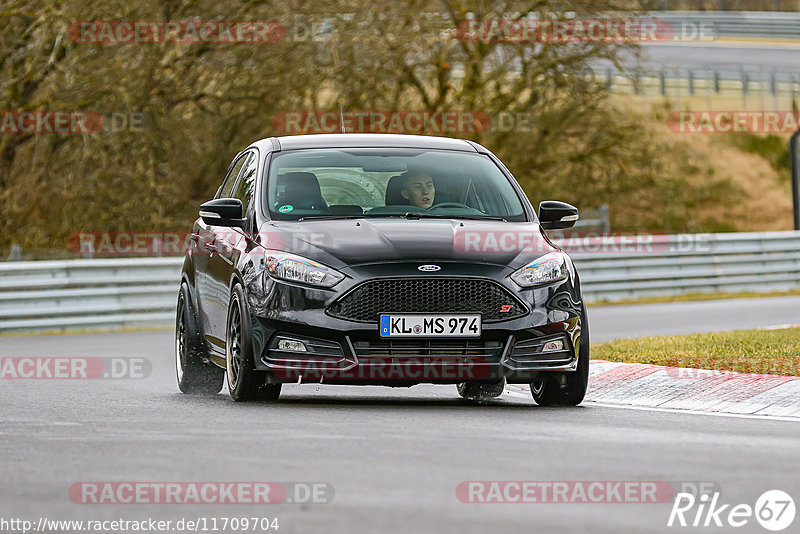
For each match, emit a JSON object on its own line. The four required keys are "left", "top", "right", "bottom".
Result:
{"left": 401, "top": 171, "right": 435, "bottom": 209}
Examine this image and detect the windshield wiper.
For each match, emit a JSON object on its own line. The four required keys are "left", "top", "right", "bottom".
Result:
{"left": 296, "top": 215, "right": 365, "bottom": 221}
{"left": 296, "top": 213, "right": 507, "bottom": 222}
{"left": 403, "top": 212, "right": 507, "bottom": 222}
{"left": 296, "top": 214, "right": 400, "bottom": 221}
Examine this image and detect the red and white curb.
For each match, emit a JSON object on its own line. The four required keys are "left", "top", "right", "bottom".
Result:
{"left": 510, "top": 360, "right": 800, "bottom": 420}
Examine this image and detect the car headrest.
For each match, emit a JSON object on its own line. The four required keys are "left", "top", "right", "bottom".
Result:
{"left": 274, "top": 172, "right": 327, "bottom": 211}
{"left": 385, "top": 174, "right": 410, "bottom": 205}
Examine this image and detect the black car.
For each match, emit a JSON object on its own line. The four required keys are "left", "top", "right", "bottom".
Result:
{"left": 175, "top": 133, "right": 589, "bottom": 405}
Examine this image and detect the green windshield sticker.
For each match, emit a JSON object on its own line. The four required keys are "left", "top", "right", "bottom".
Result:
{"left": 278, "top": 205, "right": 294, "bottom": 213}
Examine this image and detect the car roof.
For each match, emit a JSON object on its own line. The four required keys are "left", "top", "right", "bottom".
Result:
{"left": 253, "top": 133, "right": 482, "bottom": 153}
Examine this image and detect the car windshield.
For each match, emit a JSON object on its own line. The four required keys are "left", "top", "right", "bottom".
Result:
{"left": 265, "top": 148, "right": 527, "bottom": 221}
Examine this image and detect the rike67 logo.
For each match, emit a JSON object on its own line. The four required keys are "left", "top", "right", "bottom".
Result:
{"left": 668, "top": 489, "right": 795, "bottom": 531}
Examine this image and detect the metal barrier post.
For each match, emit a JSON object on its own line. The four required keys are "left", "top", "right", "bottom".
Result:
{"left": 8, "top": 245, "right": 21, "bottom": 261}
{"left": 791, "top": 129, "right": 800, "bottom": 230}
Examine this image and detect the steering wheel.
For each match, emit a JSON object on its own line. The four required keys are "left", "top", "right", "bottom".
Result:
{"left": 430, "top": 202, "right": 471, "bottom": 210}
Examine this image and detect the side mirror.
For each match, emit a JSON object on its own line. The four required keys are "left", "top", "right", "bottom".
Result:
{"left": 538, "top": 201, "right": 579, "bottom": 230}
{"left": 199, "top": 198, "right": 246, "bottom": 228}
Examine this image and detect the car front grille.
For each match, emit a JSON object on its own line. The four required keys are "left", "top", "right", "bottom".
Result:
{"left": 352, "top": 339, "right": 504, "bottom": 360}
{"left": 327, "top": 278, "right": 526, "bottom": 323}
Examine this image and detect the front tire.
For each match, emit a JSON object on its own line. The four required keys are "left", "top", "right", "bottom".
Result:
{"left": 226, "top": 284, "right": 282, "bottom": 402}
{"left": 176, "top": 283, "right": 224, "bottom": 394}
{"left": 530, "top": 304, "right": 590, "bottom": 406}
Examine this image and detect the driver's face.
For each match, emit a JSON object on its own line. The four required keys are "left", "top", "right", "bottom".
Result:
{"left": 402, "top": 174, "right": 435, "bottom": 209}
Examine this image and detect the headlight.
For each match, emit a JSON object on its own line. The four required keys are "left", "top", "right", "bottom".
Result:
{"left": 265, "top": 251, "right": 345, "bottom": 288}
{"left": 510, "top": 251, "right": 568, "bottom": 287}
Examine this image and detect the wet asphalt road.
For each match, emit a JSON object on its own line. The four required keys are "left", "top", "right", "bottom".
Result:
{"left": 589, "top": 296, "right": 800, "bottom": 342}
{"left": 1, "top": 298, "right": 799, "bottom": 533}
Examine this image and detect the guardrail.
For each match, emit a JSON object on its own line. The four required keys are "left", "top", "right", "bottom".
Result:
{"left": 565, "top": 231, "right": 800, "bottom": 302}
{"left": 1, "top": 231, "right": 799, "bottom": 333}
{"left": 589, "top": 12, "right": 800, "bottom": 102}
{"left": 0, "top": 258, "right": 182, "bottom": 333}
{"left": 650, "top": 10, "right": 800, "bottom": 40}
{"left": 571, "top": 205, "right": 610, "bottom": 233}
{"left": 595, "top": 66, "right": 800, "bottom": 100}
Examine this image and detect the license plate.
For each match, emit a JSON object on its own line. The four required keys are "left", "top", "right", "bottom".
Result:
{"left": 379, "top": 314, "right": 482, "bottom": 338}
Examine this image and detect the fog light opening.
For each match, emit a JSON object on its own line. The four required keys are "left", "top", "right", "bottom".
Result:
{"left": 278, "top": 339, "right": 308, "bottom": 353}
{"left": 542, "top": 339, "right": 564, "bottom": 352}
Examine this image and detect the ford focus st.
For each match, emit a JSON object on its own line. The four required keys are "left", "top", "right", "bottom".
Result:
{"left": 175, "top": 134, "right": 589, "bottom": 405}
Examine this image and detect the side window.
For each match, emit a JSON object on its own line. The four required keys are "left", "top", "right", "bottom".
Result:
{"left": 216, "top": 154, "right": 248, "bottom": 199}
{"left": 232, "top": 152, "right": 258, "bottom": 211}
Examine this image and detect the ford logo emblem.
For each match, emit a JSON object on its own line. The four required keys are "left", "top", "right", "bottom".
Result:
{"left": 418, "top": 265, "right": 441, "bottom": 272}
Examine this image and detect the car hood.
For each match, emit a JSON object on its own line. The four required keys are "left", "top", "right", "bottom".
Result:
{"left": 261, "top": 218, "right": 556, "bottom": 269}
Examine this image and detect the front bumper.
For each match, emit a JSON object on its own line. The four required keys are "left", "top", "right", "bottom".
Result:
{"left": 254, "top": 329, "right": 578, "bottom": 385}
{"left": 245, "top": 262, "right": 584, "bottom": 385}
{"left": 249, "top": 301, "right": 583, "bottom": 386}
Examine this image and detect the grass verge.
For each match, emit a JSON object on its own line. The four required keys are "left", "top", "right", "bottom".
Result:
{"left": 591, "top": 327, "right": 800, "bottom": 377}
